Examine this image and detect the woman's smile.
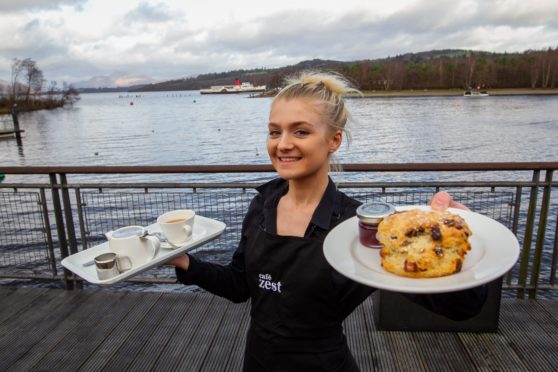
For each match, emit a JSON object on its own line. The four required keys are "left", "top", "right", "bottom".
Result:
{"left": 278, "top": 156, "right": 302, "bottom": 163}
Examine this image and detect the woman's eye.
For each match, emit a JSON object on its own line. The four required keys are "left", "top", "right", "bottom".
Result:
{"left": 268, "top": 130, "right": 280, "bottom": 137}
{"left": 294, "top": 130, "right": 309, "bottom": 136}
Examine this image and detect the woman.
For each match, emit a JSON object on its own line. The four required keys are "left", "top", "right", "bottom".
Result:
{"left": 168, "top": 71, "right": 478, "bottom": 371}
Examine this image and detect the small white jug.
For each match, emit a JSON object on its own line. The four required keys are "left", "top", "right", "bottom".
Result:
{"left": 105, "top": 226, "right": 161, "bottom": 271}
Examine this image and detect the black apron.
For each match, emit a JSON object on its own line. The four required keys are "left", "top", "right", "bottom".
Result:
{"left": 243, "top": 225, "right": 360, "bottom": 372}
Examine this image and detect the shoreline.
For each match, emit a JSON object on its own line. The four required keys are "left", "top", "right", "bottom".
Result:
{"left": 356, "top": 88, "right": 558, "bottom": 98}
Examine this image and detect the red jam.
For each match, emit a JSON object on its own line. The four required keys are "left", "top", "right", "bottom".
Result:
{"left": 356, "top": 202, "right": 395, "bottom": 249}
{"left": 358, "top": 221, "right": 382, "bottom": 248}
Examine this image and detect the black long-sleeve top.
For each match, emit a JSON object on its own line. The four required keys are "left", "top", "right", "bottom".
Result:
{"left": 176, "top": 177, "right": 374, "bottom": 320}
{"left": 176, "top": 177, "right": 487, "bottom": 322}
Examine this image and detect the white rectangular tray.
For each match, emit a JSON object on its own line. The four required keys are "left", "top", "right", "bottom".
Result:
{"left": 61, "top": 215, "right": 226, "bottom": 285}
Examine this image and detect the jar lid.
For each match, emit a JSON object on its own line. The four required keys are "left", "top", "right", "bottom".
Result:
{"left": 112, "top": 226, "right": 144, "bottom": 239}
{"left": 356, "top": 202, "right": 395, "bottom": 224}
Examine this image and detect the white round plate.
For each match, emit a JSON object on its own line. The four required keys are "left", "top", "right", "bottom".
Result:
{"left": 323, "top": 205, "right": 520, "bottom": 293}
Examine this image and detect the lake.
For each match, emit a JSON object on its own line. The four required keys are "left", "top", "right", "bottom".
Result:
{"left": 1, "top": 91, "right": 557, "bottom": 294}
{"left": 1, "top": 92, "right": 558, "bottom": 171}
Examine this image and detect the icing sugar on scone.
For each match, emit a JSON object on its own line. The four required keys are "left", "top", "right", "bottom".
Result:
{"left": 376, "top": 209, "right": 472, "bottom": 278}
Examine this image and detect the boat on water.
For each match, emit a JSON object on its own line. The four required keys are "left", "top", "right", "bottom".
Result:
{"left": 464, "top": 86, "right": 489, "bottom": 97}
{"left": 200, "top": 79, "right": 266, "bottom": 95}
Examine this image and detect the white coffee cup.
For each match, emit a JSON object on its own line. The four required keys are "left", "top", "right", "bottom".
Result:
{"left": 105, "top": 226, "right": 161, "bottom": 270}
{"left": 157, "top": 209, "right": 195, "bottom": 245}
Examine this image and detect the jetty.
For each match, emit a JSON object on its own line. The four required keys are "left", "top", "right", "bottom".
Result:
{"left": 0, "top": 128, "right": 24, "bottom": 138}
{"left": 0, "top": 163, "right": 557, "bottom": 371}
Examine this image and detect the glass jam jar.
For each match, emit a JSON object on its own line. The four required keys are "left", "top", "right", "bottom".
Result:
{"left": 356, "top": 202, "right": 395, "bottom": 248}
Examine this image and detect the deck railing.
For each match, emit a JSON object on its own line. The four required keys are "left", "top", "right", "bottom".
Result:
{"left": 0, "top": 162, "right": 557, "bottom": 299}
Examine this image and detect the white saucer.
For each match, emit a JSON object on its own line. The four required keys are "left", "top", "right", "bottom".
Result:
{"left": 160, "top": 226, "right": 207, "bottom": 249}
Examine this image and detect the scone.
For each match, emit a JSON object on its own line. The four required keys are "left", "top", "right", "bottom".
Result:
{"left": 376, "top": 209, "right": 472, "bottom": 278}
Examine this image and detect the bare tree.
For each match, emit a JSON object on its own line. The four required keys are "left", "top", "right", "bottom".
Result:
{"left": 47, "top": 80, "right": 58, "bottom": 95}
{"left": 22, "top": 59, "right": 44, "bottom": 102}
{"left": 62, "top": 82, "right": 80, "bottom": 105}
{"left": 10, "top": 58, "right": 45, "bottom": 102}
{"left": 10, "top": 58, "right": 25, "bottom": 99}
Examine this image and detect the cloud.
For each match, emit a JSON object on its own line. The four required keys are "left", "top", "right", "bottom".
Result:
{"left": 1, "top": 0, "right": 558, "bottom": 86}
{"left": 0, "top": 0, "right": 86, "bottom": 13}
{"left": 123, "top": 1, "right": 174, "bottom": 24}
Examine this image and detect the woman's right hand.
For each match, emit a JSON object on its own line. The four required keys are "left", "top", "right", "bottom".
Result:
{"left": 166, "top": 254, "right": 190, "bottom": 271}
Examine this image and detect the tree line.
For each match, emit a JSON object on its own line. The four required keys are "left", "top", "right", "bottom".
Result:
{"left": 1, "top": 58, "right": 80, "bottom": 114}
{"left": 338, "top": 48, "right": 558, "bottom": 91}
{"left": 132, "top": 48, "right": 558, "bottom": 92}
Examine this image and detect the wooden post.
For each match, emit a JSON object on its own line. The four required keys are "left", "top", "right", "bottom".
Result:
{"left": 11, "top": 104, "right": 21, "bottom": 134}
{"left": 11, "top": 104, "right": 23, "bottom": 145}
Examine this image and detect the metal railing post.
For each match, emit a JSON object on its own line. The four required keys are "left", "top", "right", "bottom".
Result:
{"left": 550, "top": 207, "right": 558, "bottom": 286}
{"left": 75, "top": 188, "right": 88, "bottom": 250}
{"left": 60, "top": 173, "right": 81, "bottom": 289}
{"left": 39, "top": 188, "right": 57, "bottom": 277}
{"left": 49, "top": 173, "right": 73, "bottom": 289}
{"left": 507, "top": 186, "right": 523, "bottom": 286}
{"left": 517, "top": 170, "right": 540, "bottom": 299}
{"left": 528, "top": 170, "right": 554, "bottom": 298}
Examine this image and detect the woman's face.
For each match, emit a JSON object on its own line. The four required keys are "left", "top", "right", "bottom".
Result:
{"left": 267, "top": 98, "right": 341, "bottom": 182}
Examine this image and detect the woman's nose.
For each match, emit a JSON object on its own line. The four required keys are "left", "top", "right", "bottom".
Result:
{"left": 277, "top": 133, "right": 293, "bottom": 150}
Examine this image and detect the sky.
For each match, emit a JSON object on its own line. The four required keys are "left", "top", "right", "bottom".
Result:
{"left": 1, "top": 0, "right": 557, "bottom": 87}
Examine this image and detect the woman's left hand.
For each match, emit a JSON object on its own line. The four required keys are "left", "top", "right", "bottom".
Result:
{"left": 429, "top": 191, "right": 470, "bottom": 211}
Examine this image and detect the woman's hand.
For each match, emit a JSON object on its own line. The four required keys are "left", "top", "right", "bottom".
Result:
{"left": 429, "top": 191, "right": 470, "bottom": 211}
{"left": 165, "top": 254, "right": 190, "bottom": 271}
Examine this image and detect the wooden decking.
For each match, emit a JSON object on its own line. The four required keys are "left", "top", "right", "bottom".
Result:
{"left": 1, "top": 287, "right": 557, "bottom": 371}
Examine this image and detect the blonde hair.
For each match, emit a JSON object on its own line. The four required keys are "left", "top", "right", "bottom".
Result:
{"left": 272, "top": 70, "right": 361, "bottom": 172}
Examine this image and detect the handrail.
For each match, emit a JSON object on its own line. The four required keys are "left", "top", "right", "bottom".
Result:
{"left": 0, "top": 162, "right": 556, "bottom": 298}
{"left": 1, "top": 162, "right": 558, "bottom": 174}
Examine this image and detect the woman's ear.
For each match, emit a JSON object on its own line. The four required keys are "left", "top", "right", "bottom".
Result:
{"left": 329, "top": 130, "right": 342, "bottom": 153}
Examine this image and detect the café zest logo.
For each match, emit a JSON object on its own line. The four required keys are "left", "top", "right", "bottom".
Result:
{"left": 258, "top": 273, "right": 282, "bottom": 293}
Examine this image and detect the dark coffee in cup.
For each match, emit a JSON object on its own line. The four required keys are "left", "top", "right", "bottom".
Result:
{"left": 164, "top": 218, "right": 187, "bottom": 224}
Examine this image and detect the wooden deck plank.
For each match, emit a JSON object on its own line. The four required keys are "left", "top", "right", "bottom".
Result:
{"left": 10, "top": 290, "right": 122, "bottom": 371}
{"left": 360, "top": 297, "right": 397, "bottom": 372}
{"left": 409, "top": 332, "right": 461, "bottom": 372}
{"left": 499, "top": 300, "right": 558, "bottom": 371}
{"left": 458, "top": 332, "right": 526, "bottom": 371}
{"left": 388, "top": 331, "right": 430, "bottom": 372}
{"left": 222, "top": 305, "right": 250, "bottom": 372}
{"left": 200, "top": 300, "right": 250, "bottom": 372}
{"left": 0, "top": 288, "right": 557, "bottom": 372}
{"left": 521, "top": 300, "right": 558, "bottom": 345}
{"left": 78, "top": 291, "right": 162, "bottom": 372}
{"left": 0, "top": 287, "right": 48, "bottom": 326}
{"left": 427, "top": 333, "right": 474, "bottom": 371}
{"left": 126, "top": 292, "right": 202, "bottom": 371}
{"left": 0, "top": 288, "right": 67, "bottom": 345}
{"left": 173, "top": 295, "right": 232, "bottom": 371}
{"left": 99, "top": 292, "right": 192, "bottom": 371}
{"left": 538, "top": 299, "right": 558, "bottom": 322}
{"left": 0, "top": 289, "right": 91, "bottom": 371}
{"left": 345, "top": 301, "right": 375, "bottom": 372}
{"left": 150, "top": 292, "right": 214, "bottom": 371}
{"left": 26, "top": 291, "right": 131, "bottom": 372}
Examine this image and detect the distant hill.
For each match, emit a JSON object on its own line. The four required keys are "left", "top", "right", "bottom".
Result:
{"left": 130, "top": 58, "right": 350, "bottom": 92}
{"left": 130, "top": 51, "right": 482, "bottom": 92}
{"left": 127, "top": 47, "right": 557, "bottom": 92}
{"left": 73, "top": 74, "right": 159, "bottom": 91}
